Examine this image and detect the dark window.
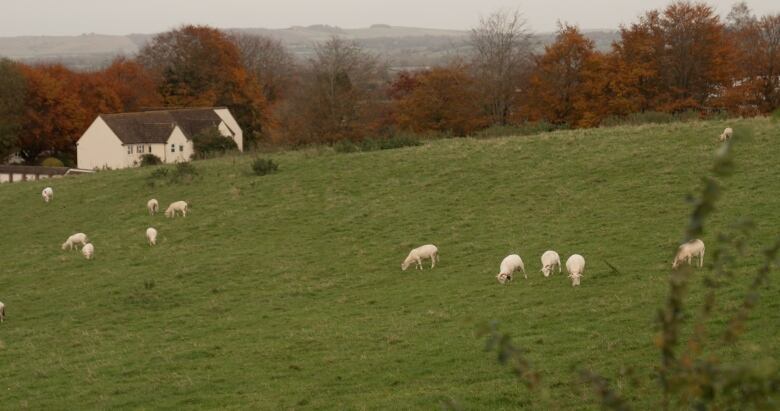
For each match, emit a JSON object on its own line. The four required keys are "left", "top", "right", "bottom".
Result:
{"left": 179, "top": 145, "right": 184, "bottom": 152}
{"left": 137, "top": 145, "right": 144, "bottom": 154}
{"left": 171, "top": 144, "right": 175, "bottom": 153}
{"left": 127, "top": 146, "right": 132, "bottom": 154}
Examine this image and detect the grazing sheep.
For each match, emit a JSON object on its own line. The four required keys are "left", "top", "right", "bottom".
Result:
{"left": 0, "top": 301, "right": 5, "bottom": 323}
{"left": 146, "top": 227, "right": 158, "bottom": 246}
{"left": 566, "top": 254, "right": 586, "bottom": 286}
{"left": 147, "top": 199, "right": 159, "bottom": 215}
{"left": 401, "top": 244, "right": 439, "bottom": 271}
{"left": 719, "top": 127, "right": 733, "bottom": 142}
{"left": 42, "top": 187, "right": 53, "bottom": 203}
{"left": 496, "top": 254, "right": 526, "bottom": 285}
{"left": 672, "top": 239, "right": 705, "bottom": 269}
{"left": 61, "top": 233, "right": 88, "bottom": 250}
{"left": 165, "top": 201, "right": 188, "bottom": 218}
{"left": 82, "top": 243, "right": 94, "bottom": 260}
{"left": 540, "top": 250, "right": 561, "bottom": 277}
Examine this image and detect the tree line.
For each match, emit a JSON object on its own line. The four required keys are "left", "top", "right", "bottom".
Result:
{"left": 0, "top": 1, "right": 778, "bottom": 165}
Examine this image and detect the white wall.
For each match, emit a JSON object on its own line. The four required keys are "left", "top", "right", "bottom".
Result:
{"left": 164, "top": 127, "right": 194, "bottom": 163}
{"left": 77, "top": 117, "right": 128, "bottom": 170}
{"left": 214, "top": 108, "right": 244, "bottom": 151}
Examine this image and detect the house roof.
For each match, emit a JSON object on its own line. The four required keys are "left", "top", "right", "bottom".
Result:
{"left": 99, "top": 108, "right": 224, "bottom": 144}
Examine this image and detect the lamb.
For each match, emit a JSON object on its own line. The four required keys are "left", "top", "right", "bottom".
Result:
{"left": 146, "top": 227, "right": 158, "bottom": 246}
{"left": 61, "top": 233, "right": 88, "bottom": 250}
{"left": 566, "top": 254, "right": 586, "bottom": 286}
{"left": 42, "top": 187, "right": 54, "bottom": 203}
{"left": 82, "top": 243, "right": 94, "bottom": 260}
{"left": 165, "top": 201, "right": 188, "bottom": 218}
{"left": 540, "top": 250, "right": 561, "bottom": 277}
{"left": 0, "top": 301, "right": 5, "bottom": 323}
{"left": 496, "top": 254, "right": 526, "bottom": 285}
{"left": 719, "top": 127, "right": 733, "bottom": 142}
{"left": 401, "top": 244, "right": 439, "bottom": 271}
{"left": 147, "top": 199, "right": 159, "bottom": 215}
{"left": 672, "top": 239, "right": 705, "bottom": 269}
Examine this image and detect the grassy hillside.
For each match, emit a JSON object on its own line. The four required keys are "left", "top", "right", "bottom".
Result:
{"left": 0, "top": 118, "right": 778, "bottom": 410}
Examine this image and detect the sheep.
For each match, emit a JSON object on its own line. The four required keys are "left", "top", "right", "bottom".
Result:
{"left": 719, "top": 127, "right": 733, "bottom": 142}
{"left": 496, "top": 254, "right": 526, "bottom": 285}
{"left": 61, "top": 233, "right": 88, "bottom": 250}
{"left": 165, "top": 201, "right": 189, "bottom": 218}
{"left": 566, "top": 254, "right": 586, "bottom": 286}
{"left": 540, "top": 250, "right": 561, "bottom": 277}
{"left": 0, "top": 301, "right": 5, "bottom": 323}
{"left": 41, "top": 187, "right": 53, "bottom": 203}
{"left": 147, "top": 199, "right": 159, "bottom": 215}
{"left": 146, "top": 227, "right": 158, "bottom": 246}
{"left": 401, "top": 244, "right": 439, "bottom": 271}
{"left": 672, "top": 239, "right": 705, "bottom": 269}
{"left": 82, "top": 243, "right": 94, "bottom": 260}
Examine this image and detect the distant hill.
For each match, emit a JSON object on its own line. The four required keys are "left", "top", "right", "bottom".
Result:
{"left": 0, "top": 25, "right": 619, "bottom": 71}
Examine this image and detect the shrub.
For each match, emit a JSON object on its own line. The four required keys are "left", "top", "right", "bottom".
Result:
{"left": 474, "top": 121, "right": 562, "bottom": 139}
{"left": 251, "top": 158, "right": 278, "bottom": 176}
{"left": 335, "top": 133, "right": 422, "bottom": 154}
{"left": 139, "top": 154, "right": 162, "bottom": 166}
{"left": 192, "top": 127, "right": 238, "bottom": 159}
{"left": 146, "top": 162, "right": 199, "bottom": 186}
{"left": 40, "top": 157, "right": 64, "bottom": 167}
{"left": 333, "top": 140, "right": 360, "bottom": 153}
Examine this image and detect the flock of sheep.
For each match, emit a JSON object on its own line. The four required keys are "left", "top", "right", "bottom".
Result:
{"left": 0, "top": 127, "right": 731, "bottom": 323}
{"left": 401, "top": 238, "right": 704, "bottom": 288}
{"left": 47, "top": 187, "right": 189, "bottom": 261}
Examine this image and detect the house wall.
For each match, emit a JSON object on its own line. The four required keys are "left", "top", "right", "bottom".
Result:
{"left": 214, "top": 108, "right": 244, "bottom": 151}
{"left": 164, "top": 127, "right": 194, "bottom": 163}
{"left": 77, "top": 117, "right": 128, "bottom": 170}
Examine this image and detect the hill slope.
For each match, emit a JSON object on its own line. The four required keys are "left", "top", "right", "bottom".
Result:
{"left": 0, "top": 119, "right": 778, "bottom": 409}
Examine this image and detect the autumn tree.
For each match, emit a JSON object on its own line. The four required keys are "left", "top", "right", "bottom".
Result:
{"left": 0, "top": 59, "right": 26, "bottom": 161}
{"left": 17, "top": 64, "right": 88, "bottom": 162}
{"left": 230, "top": 33, "right": 296, "bottom": 104}
{"left": 99, "top": 58, "right": 161, "bottom": 111}
{"left": 392, "top": 66, "right": 486, "bottom": 136}
{"left": 138, "top": 25, "right": 270, "bottom": 146}
{"left": 470, "top": 10, "right": 533, "bottom": 125}
{"left": 277, "top": 37, "right": 386, "bottom": 144}
{"left": 519, "top": 25, "right": 607, "bottom": 127}
{"left": 726, "top": 4, "right": 780, "bottom": 113}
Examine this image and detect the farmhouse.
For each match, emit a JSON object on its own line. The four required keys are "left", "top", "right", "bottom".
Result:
{"left": 76, "top": 107, "right": 242, "bottom": 170}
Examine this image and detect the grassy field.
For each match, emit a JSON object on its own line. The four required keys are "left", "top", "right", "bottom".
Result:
{"left": 0, "top": 118, "right": 778, "bottom": 410}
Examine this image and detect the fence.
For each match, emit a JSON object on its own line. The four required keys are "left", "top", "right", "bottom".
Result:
{"left": 0, "top": 165, "right": 94, "bottom": 184}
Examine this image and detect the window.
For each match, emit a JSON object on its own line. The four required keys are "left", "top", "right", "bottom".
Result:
{"left": 127, "top": 146, "right": 132, "bottom": 154}
{"left": 179, "top": 145, "right": 184, "bottom": 152}
{"left": 137, "top": 145, "right": 144, "bottom": 154}
{"left": 171, "top": 144, "right": 175, "bottom": 153}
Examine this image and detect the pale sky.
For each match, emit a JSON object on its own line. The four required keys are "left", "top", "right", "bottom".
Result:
{"left": 0, "top": 0, "right": 778, "bottom": 36}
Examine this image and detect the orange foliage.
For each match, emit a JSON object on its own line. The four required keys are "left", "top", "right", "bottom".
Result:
{"left": 392, "top": 66, "right": 487, "bottom": 136}
{"left": 138, "top": 25, "right": 270, "bottom": 144}
{"left": 519, "top": 25, "right": 607, "bottom": 127}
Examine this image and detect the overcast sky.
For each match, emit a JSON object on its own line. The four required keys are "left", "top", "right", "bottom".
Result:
{"left": 1, "top": 0, "right": 778, "bottom": 36}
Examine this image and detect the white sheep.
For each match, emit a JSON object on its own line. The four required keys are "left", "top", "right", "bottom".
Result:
{"left": 165, "top": 201, "right": 189, "bottom": 218}
{"left": 540, "top": 250, "right": 561, "bottom": 277}
{"left": 146, "top": 227, "right": 158, "bottom": 246}
{"left": 42, "top": 187, "right": 53, "bottom": 203}
{"left": 496, "top": 254, "right": 526, "bottom": 284}
{"left": 566, "top": 254, "right": 586, "bottom": 286}
{"left": 672, "top": 239, "right": 705, "bottom": 269}
{"left": 719, "top": 127, "right": 733, "bottom": 142}
{"left": 0, "top": 301, "right": 5, "bottom": 323}
{"left": 401, "top": 244, "right": 439, "bottom": 270}
{"left": 147, "top": 199, "right": 159, "bottom": 215}
{"left": 82, "top": 243, "right": 94, "bottom": 260}
{"left": 61, "top": 233, "right": 88, "bottom": 250}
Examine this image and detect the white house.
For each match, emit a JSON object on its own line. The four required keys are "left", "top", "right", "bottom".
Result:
{"left": 76, "top": 107, "right": 243, "bottom": 170}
